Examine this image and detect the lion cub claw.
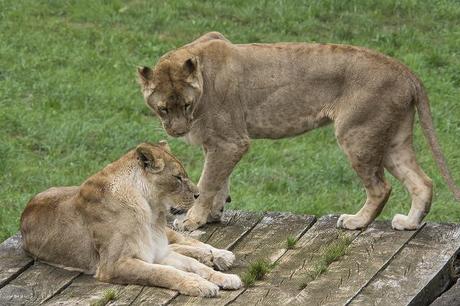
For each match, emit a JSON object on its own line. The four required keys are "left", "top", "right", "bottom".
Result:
{"left": 173, "top": 218, "right": 198, "bottom": 231}
{"left": 179, "top": 274, "right": 220, "bottom": 297}
{"left": 210, "top": 272, "right": 242, "bottom": 290}
{"left": 211, "top": 249, "right": 235, "bottom": 271}
{"left": 174, "top": 217, "right": 203, "bottom": 232}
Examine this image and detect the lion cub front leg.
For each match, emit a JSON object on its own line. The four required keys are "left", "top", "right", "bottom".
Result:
{"left": 98, "top": 257, "right": 219, "bottom": 297}
{"left": 166, "top": 228, "right": 235, "bottom": 271}
{"left": 175, "top": 141, "right": 249, "bottom": 231}
{"left": 161, "top": 251, "right": 242, "bottom": 290}
{"left": 209, "top": 178, "right": 230, "bottom": 223}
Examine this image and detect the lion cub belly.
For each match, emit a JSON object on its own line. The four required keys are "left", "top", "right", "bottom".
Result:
{"left": 246, "top": 114, "right": 331, "bottom": 139}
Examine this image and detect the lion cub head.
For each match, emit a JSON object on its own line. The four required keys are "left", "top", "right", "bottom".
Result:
{"left": 136, "top": 141, "right": 199, "bottom": 214}
{"left": 137, "top": 50, "right": 203, "bottom": 137}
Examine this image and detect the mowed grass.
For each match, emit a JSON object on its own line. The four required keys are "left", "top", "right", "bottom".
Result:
{"left": 1, "top": 0, "right": 459, "bottom": 241}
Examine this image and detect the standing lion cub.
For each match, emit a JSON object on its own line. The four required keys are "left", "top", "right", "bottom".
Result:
{"left": 138, "top": 32, "right": 460, "bottom": 232}
{"left": 20, "top": 142, "right": 241, "bottom": 297}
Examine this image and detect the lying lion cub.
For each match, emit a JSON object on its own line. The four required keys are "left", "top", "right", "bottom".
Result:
{"left": 20, "top": 142, "right": 241, "bottom": 297}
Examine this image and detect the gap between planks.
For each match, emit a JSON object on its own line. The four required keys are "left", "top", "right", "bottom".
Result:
{"left": 228, "top": 215, "right": 361, "bottom": 306}
{"left": 168, "top": 212, "right": 317, "bottom": 306}
{"left": 2, "top": 212, "right": 457, "bottom": 306}
{"left": 343, "top": 223, "right": 426, "bottom": 305}
{"left": 348, "top": 223, "right": 460, "bottom": 306}
{"left": 222, "top": 215, "right": 320, "bottom": 305}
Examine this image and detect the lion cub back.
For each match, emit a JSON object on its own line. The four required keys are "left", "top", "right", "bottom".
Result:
{"left": 21, "top": 186, "right": 98, "bottom": 273}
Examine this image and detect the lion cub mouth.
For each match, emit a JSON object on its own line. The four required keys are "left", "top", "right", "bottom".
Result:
{"left": 170, "top": 207, "right": 186, "bottom": 215}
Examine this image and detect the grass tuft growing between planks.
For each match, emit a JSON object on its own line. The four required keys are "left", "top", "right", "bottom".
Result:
{"left": 241, "top": 259, "right": 275, "bottom": 287}
{"left": 241, "top": 271, "right": 257, "bottom": 288}
{"left": 286, "top": 236, "right": 297, "bottom": 249}
{"left": 90, "top": 289, "right": 119, "bottom": 306}
{"left": 299, "top": 234, "right": 353, "bottom": 289}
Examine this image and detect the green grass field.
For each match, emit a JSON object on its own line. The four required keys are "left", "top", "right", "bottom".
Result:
{"left": 1, "top": 0, "right": 459, "bottom": 242}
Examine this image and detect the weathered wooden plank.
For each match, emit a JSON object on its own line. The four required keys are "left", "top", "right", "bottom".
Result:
{"left": 170, "top": 210, "right": 239, "bottom": 244}
{"left": 123, "top": 211, "right": 264, "bottom": 305}
{"left": 111, "top": 286, "right": 176, "bottom": 306}
{"left": 42, "top": 274, "right": 124, "bottom": 305}
{"left": 169, "top": 212, "right": 316, "bottom": 305}
{"left": 231, "top": 215, "right": 360, "bottom": 306}
{"left": 0, "top": 233, "right": 33, "bottom": 288}
{"left": 202, "top": 210, "right": 264, "bottom": 249}
{"left": 0, "top": 262, "right": 79, "bottom": 305}
{"left": 4, "top": 212, "right": 458, "bottom": 306}
{"left": 431, "top": 278, "right": 460, "bottom": 306}
{"left": 349, "top": 223, "right": 460, "bottom": 306}
{"left": 289, "top": 221, "right": 421, "bottom": 305}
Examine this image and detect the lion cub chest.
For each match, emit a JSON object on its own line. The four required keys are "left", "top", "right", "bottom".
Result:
{"left": 139, "top": 225, "right": 169, "bottom": 264}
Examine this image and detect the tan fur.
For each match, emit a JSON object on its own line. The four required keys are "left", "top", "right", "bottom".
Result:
{"left": 20, "top": 142, "right": 241, "bottom": 297}
{"left": 138, "top": 32, "right": 460, "bottom": 231}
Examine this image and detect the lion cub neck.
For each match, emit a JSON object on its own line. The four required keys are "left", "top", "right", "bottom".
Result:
{"left": 76, "top": 150, "right": 168, "bottom": 225}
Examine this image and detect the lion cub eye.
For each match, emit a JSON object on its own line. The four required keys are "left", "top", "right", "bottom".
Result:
{"left": 158, "top": 106, "right": 168, "bottom": 114}
{"left": 173, "top": 175, "right": 182, "bottom": 182}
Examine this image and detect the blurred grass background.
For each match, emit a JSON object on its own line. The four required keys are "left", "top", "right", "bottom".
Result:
{"left": 1, "top": 0, "right": 459, "bottom": 241}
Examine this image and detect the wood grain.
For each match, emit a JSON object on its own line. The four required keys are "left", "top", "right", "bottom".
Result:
{"left": 169, "top": 212, "right": 316, "bottom": 305}
{"left": 291, "top": 221, "right": 420, "bottom": 306}
{"left": 0, "top": 262, "right": 79, "bottom": 305}
{"left": 349, "top": 223, "right": 460, "bottom": 306}
{"left": 231, "top": 215, "right": 359, "bottom": 305}
{"left": 1, "top": 212, "right": 459, "bottom": 305}
{"left": 0, "top": 233, "right": 33, "bottom": 288}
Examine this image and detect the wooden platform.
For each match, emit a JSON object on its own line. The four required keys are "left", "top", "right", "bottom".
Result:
{"left": 0, "top": 211, "right": 459, "bottom": 305}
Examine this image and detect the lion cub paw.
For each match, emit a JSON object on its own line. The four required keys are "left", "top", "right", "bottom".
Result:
{"left": 209, "top": 272, "right": 242, "bottom": 290}
{"left": 196, "top": 249, "right": 214, "bottom": 268}
{"left": 179, "top": 274, "right": 220, "bottom": 297}
{"left": 211, "top": 249, "right": 235, "bottom": 271}
{"left": 337, "top": 214, "right": 369, "bottom": 230}
{"left": 208, "top": 208, "right": 224, "bottom": 223}
{"left": 174, "top": 217, "right": 203, "bottom": 232}
{"left": 391, "top": 214, "right": 419, "bottom": 231}
{"left": 173, "top": 214, "right": 206, "bottom": 232}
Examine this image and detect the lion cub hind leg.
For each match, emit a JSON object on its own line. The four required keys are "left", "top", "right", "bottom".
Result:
{"left": 336, "top": 125, "right": 392, "bottom": 230}
{"left": 383, "top": 113, "right": 433, "bottom": 230}
{"left": 166, "top": 227, "right": 236, "bottom": 271}
{"left": 169, "top": 243, "right": 236, "bottom": 271}
{"left": 99, "top": 258, "right": 219, "bottom": 297}
{"left": 169, "top": 244, "right": 214, "bottom": 267}
{"left": 161, "top": 251, "right": 242, "bottom": 290}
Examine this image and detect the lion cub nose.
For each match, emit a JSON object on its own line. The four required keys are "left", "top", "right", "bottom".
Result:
{"left": 194, "top": 193, "right": 200, "bottom": 199}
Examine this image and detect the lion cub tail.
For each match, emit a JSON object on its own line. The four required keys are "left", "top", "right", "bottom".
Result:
{"left": 412, "top": 78, "right": 460, "bottom": 201}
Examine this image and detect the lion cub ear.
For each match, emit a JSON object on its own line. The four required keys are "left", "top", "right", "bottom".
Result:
{"left": 183, "top": 57, "right": 201, "bottom": 89}
{"left": 136, "top": 145, "right": 165, "bottom": 173}
{"left": 137, "top": 66, "right": 154, "bottom": 87}
{"left": 158, "top": 140, "right": 171, "bottom": 153}
{"left": 183, "top": 57, "right": 198, "bottom": 74}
